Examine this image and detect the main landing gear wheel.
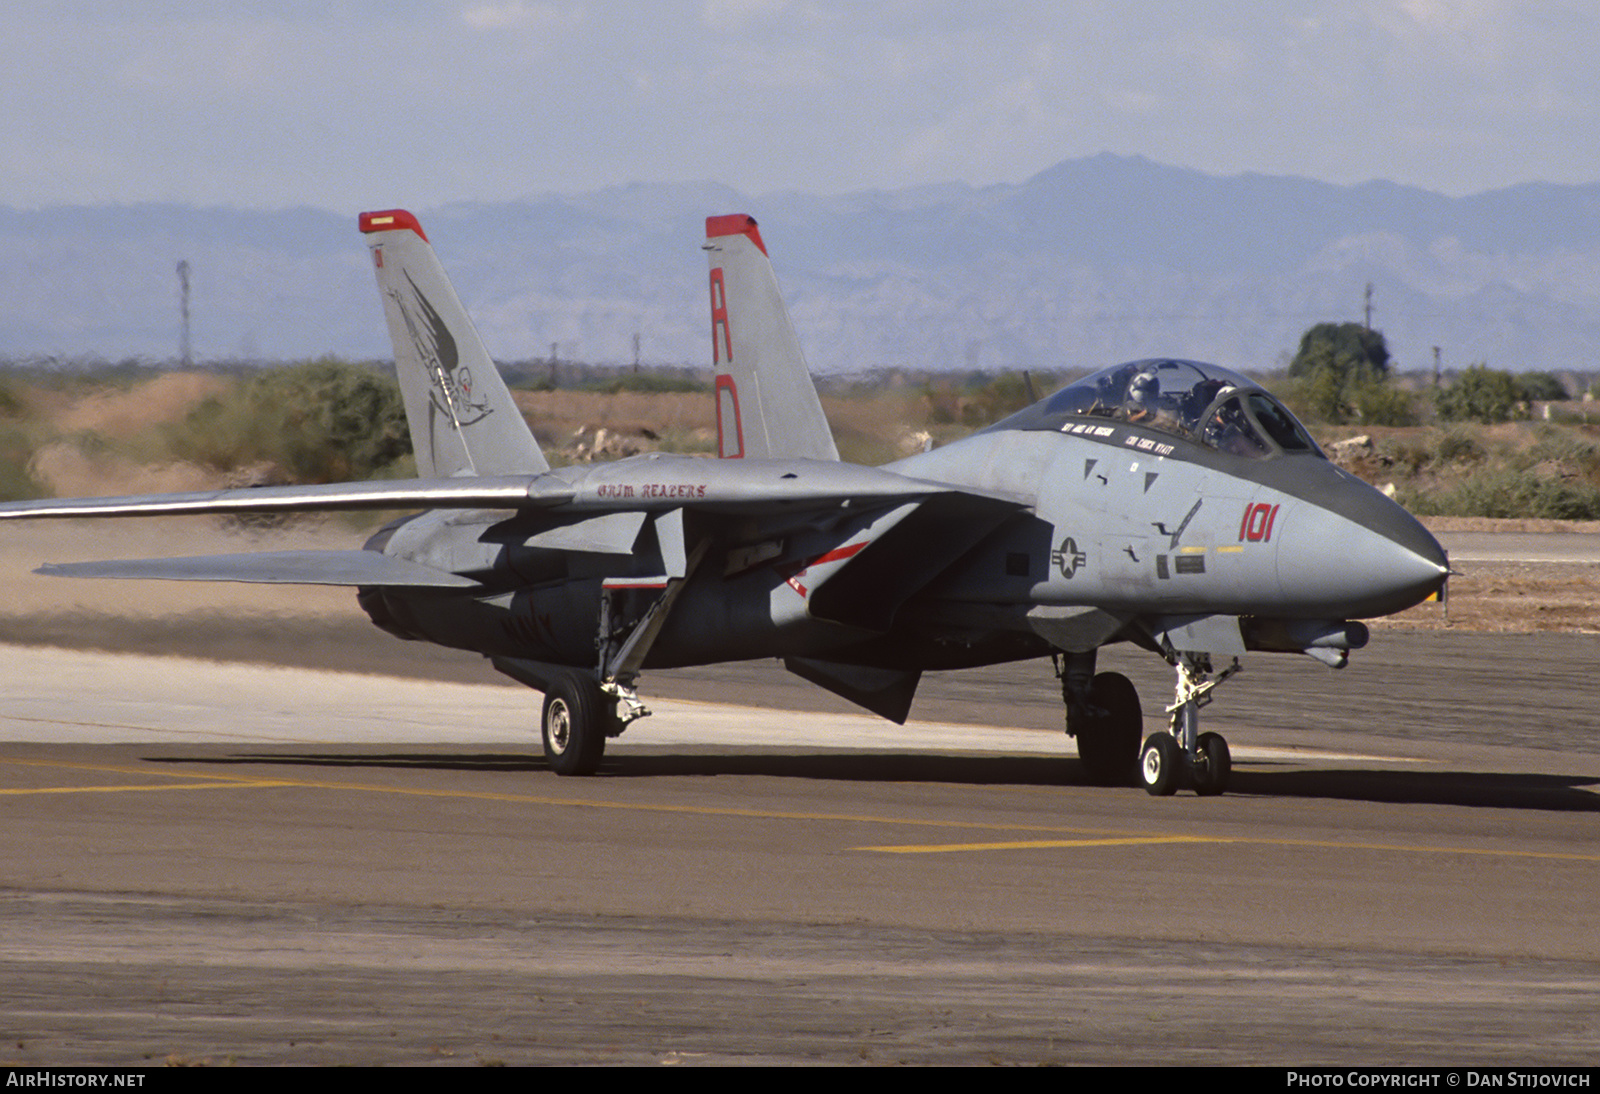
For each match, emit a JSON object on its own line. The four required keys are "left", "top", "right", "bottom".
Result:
{"left": 1139, "top": 732, "right": 1183, "bottom": 797}
{"left": 541, "top": 671, "right": 608, "bottom": 776}
{"left": 1072, "top": 671, "right": 1143, "bottom": 787}
{"left": 1191, "top": 731, "right": 1232, "bottom": 797}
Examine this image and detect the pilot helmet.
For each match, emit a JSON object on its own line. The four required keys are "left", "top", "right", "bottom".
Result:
{"left": 1126, "top": 370, "right": 1159, "bottom": 416}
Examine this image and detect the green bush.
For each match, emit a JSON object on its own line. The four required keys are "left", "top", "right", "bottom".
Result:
{"left": 1520, "top": 427, "right": 1599, "bottom": 470}
{"left": 583, "top": 372, "right": 707, "bottom": 395}
{"left": 0, "top": 424, "right": 46, "bottom": 501}
{"left": 0, "top": 378, "right": 26, "bottom": 419}
{"left": 968, "top": 373, "right": 1036, "bottom": 423}
{"left": 1436, "top": 366, "right": 1528, "bottom": 424}
{"left": 1351, "top": 378, "right": 1420, "bottom": 426}
{"left": 1402, "top": 469, "right": 1600, "bottom": 521}
{"left": 1433, "top": 427, "right": 1484, "bottom": 464}
{"left": 167, "top": 359, "right": 412, "bottom": 483}
{"left": 1518, "top": 372, "right": 1569, "bottom": 402}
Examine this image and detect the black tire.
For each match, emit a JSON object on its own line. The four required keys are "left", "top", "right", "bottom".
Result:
{"left": 1192, "top": 731, "right": 1231, "bottom": 797}
{"left": 541, "top": 671, "right": 607, "bottom": 776}
{"left": 1072, "top": 671, "right": 1143, "bottom": 787}
{"left": 1139, "top": 732, "right": 1182, "bottom": 797}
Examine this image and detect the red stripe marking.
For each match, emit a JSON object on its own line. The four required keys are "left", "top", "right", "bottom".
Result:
{"left": 714, "top": 374, "right": 743, "bottom": 459}
{"left": 359, "top": 209, "right": 428, "bottom": 241}
{"left": 778, "top": 541, "right": 869, "bottom": 600}
{"left": 705, "top": 213, "right": 767, "bottom": 255}
{"left": 810, "top": 541, "right": 869, "bottom": 567}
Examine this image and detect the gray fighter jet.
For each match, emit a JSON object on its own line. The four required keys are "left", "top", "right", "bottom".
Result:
{"left": 0, "top": 210, "right": 1449, "bottom": 796}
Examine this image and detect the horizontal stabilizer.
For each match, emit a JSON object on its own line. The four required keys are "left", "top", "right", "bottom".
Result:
{"left": 563, "top": 458, "right": 1028, "bottom": 515}
{"left": 0, "top": 460, "right": 1025, "bottom": 523}
{"left": 0, "top": 476, "right": 568, "bottom": 520}
{"left": 36, "top": 550, "right": 479, "bottom": 588}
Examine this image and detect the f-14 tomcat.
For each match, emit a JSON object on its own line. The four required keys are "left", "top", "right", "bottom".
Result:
{"left": 0, "top": 210, "right": 1448, "bottom": 796}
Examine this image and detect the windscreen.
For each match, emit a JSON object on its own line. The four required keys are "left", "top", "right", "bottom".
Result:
{"left": 1032, "top": 359, "right": 1320, "bottom": 459}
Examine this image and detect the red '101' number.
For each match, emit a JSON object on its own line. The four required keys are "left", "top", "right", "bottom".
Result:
{"left": 1240, "top": 502, "right": 1280, "bottom": 542}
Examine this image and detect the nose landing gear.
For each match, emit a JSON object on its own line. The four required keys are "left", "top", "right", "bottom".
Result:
{"left": 1139, "top": 651, "right": 1241, "bottom": 797}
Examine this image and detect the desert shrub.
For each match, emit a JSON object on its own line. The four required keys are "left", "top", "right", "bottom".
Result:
{"left": 0, "top": 425, "right": 46, "bottom": 500}
{"left": 1375, "top": 426, "right": 1481, "bottom": 477}
{"left": 967, "top": 373, "right": 1036, "bottom": 424}
{"left": 919, "top": 373, "right": 1037, "bottom": 430}
{"left": 0, "top": 378, "right": 26, "bottom": 419}
{"left": 1351, "top": 379, "right": 1420, "bottom": 426}
{"left": 167, "top": 358, "right": 411, "bottom": 483}
{"left": 1436, "top": 366, "right": 1528, "bottom": 424}
{"left": 1379, "top": 437, "right": 1432, "bottom": 475}
{"left": 1404, "top": 469, "right": 1600, "bottom": 521}
{"left": 1433, "top": 427, "right": 1484, "bottom": 464}
{"left": 1520, "top": 426, "right": 1600, "bottom": 468}
{"left": 1277, "top": 367, "right": 1413, "bottom": 426}
{"left": 584, "top": 372, "right": 707, "bottom": 395}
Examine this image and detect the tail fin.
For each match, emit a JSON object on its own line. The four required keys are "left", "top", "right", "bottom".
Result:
{"left": 704, "top": 215, "right": 838, "bottom": 461}
{"left": 359, "top": 209, "right": 547, "bottom": 477}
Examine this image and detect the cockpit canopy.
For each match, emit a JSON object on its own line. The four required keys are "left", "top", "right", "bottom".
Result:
{"left": 995, "top": 359, "right": 1320, "bottom": 460}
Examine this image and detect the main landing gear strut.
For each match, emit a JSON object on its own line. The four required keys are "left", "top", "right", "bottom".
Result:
{"left": 538, "top": 541, "right": 709, "bottom": 776}
{"left": 1058, "top": 650, "right": 1143, "bottom": 787}
{"left": 1138, "top": 651, "right": 1241, "bottom": 797}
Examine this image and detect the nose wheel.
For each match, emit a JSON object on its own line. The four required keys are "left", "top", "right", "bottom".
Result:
{"left": 1140, "top": 653, "right": 1240, "bottom": 796}
{"left": 1138, "top": 731, "right": 1183, "bottom": 795}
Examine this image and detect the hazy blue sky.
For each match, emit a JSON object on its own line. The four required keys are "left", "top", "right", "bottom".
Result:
{"left": 7, "top": 1, "right": 1596, "bottom": 210}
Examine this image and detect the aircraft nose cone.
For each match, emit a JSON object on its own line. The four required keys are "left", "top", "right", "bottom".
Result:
{"left": 1274, "top": 488, "right": 1448, "bottom": 618}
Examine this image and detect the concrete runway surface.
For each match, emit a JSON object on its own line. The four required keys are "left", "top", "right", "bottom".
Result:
{"left": 1, "top": 636, "right": 1597, "bottom": 1066}
{"left": 1436, "top": 529, "right": 1600, "bottom": 564}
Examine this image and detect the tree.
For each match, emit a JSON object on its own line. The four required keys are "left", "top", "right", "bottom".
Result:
{"left": 1287, "top": 322, "right": 1401, "bottom": 423}
{"left": 1289, "top": 323, "right": 1390, "bottom": 381}
{"left": 1436, "top": 365, "right": 1528, "bottom": 424}
{"left": 1517, "top": 372, "right": 1568, "bottom": 402}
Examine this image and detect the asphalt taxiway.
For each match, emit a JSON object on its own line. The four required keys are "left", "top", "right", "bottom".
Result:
{"left": 2, "top": 635, "right": 1597, "bottom": 1065}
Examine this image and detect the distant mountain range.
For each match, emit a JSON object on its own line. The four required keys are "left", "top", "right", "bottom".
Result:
{"left": 4, "top": 154, "right": 1598, "bottom": 375}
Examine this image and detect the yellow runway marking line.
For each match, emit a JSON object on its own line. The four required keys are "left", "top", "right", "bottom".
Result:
{"left": 0, "top": 713, "right": 331, "bottom": 745}
{"left": 3, "top": 756, "right": 317, "bottom": 781}
{"left": 5, "top": 755, "right": 1600, "bottom": 864}
{"left": 0, "top": 781, "right": 296, "bottom": 796}
{"left": 857, "top": 835, "right": 1221, "bottom": 854}
{"left": 0, "top": 754, "right": 302, "bottom": 799}
{"left": 0, "top": 756, "right": 1146, "bottom": 837}
{"left": 1238, "top": 837, "right": 1600, "bottom": 864}
{"left": 0, "top": 755, "right": 302, "bottom": 795}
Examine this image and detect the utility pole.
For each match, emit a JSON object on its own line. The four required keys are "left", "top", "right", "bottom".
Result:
{"left": 1363, "top": 282, "right": 1374, "bottom": 330}
{"left": 1432, "top": 346, "right": 1442, "bottom": 387}
{"left": 176, "top": 260, "right": 192, "bottom": 367}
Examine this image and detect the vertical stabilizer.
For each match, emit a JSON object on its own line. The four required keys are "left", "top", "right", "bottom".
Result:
{"left": 360, "top": 209, "right": 547, "bottom": 477}
{"left": 704, "top": 215, "right": 839, "bottom": 461}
